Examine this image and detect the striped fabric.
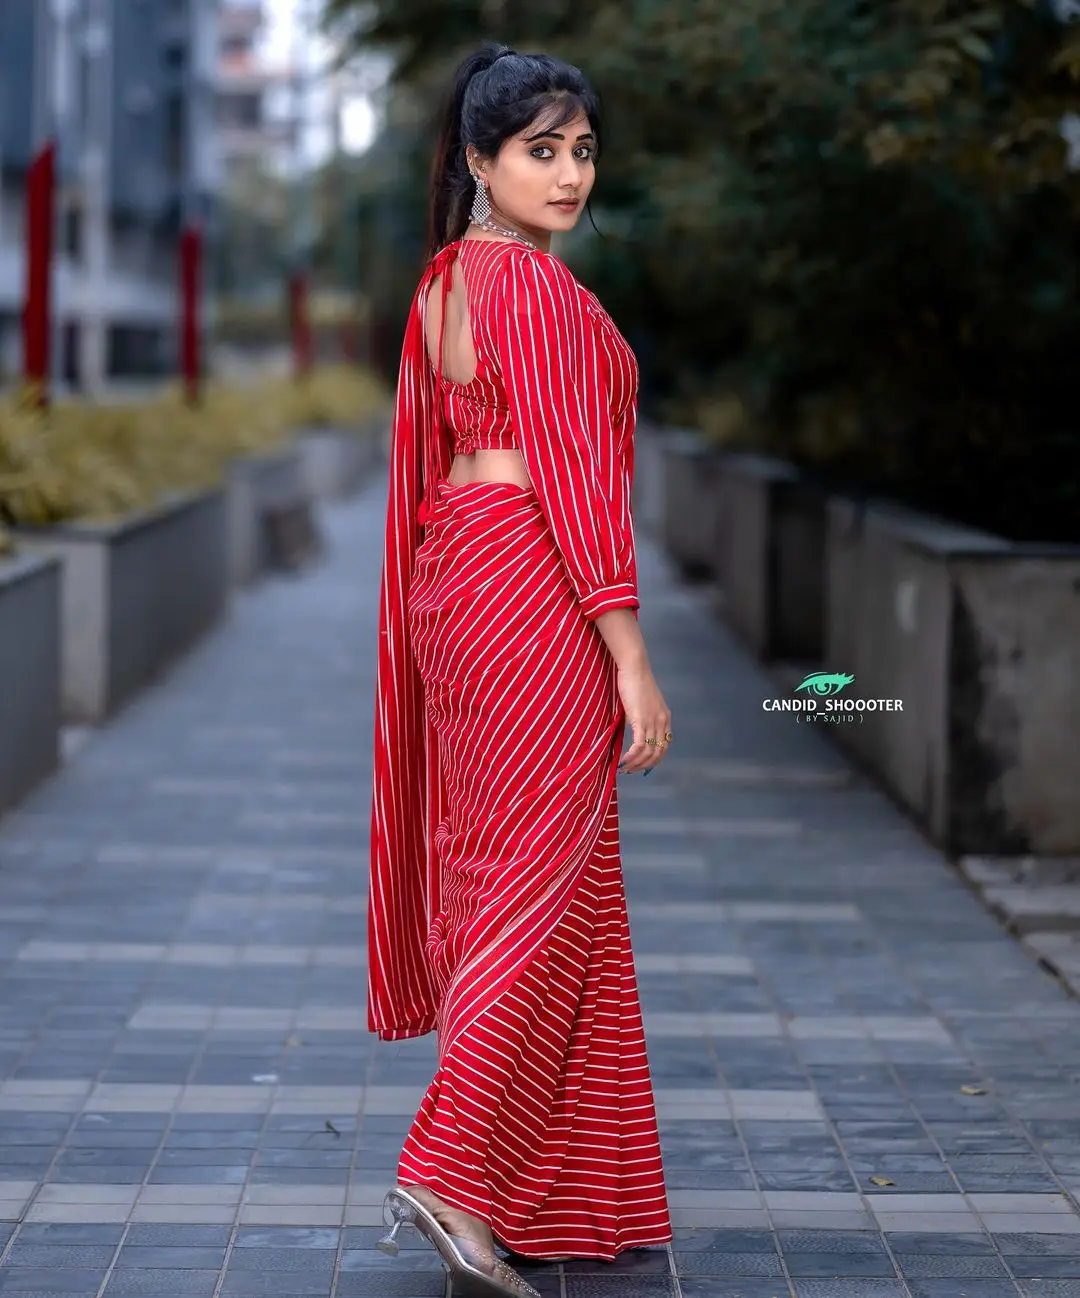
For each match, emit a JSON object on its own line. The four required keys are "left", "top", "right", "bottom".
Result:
{"left": 369, "top": 238, "right": 672, "bottom": 1259}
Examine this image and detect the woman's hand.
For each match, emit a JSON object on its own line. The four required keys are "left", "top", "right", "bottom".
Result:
{"left": 615, "top": 660, "right": 672, "bottom": 775}
{"left": 590, "top": 607, "right": 672, "bottom": 775}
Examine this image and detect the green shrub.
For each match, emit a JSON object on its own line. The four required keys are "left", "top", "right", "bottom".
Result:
{"left": 0, "top": 367, "right": 388, "bottom": 553}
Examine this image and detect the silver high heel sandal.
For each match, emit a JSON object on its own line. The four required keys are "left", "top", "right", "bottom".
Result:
{"left": 378, "top": 1185, "right": 541, "bottom": 1298}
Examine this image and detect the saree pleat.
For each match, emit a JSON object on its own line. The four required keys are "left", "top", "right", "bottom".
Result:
{"left": 396, "top": 479, "right": 671, "bottom": 1260}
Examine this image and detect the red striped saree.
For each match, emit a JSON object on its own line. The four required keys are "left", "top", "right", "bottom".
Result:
{"left": 368, "top": 237, "right": 672, "bottom": 1260}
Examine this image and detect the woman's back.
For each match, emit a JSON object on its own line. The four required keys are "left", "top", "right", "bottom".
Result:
{"left": 420, "top": 236, "right": 638, "bottom": 490}
{"left": 424, "top": 237, "right": 528, "bottom": 485}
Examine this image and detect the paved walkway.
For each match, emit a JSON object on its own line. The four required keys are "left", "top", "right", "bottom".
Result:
{"left": 1, "top": 481, "right": 1080, "bottom": 1298}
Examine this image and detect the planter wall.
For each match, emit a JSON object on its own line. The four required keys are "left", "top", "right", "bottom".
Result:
{"left": 297, "top": 419, "right": 386, "bottom": 502}
{"left": 0, "top": 554, "right": 61, "bottom": 812}
{"left": 227, "top": 445, "right": 306, "bottom": 586}
{"left": 826, "top": 499, "right": 1080, "bottom": 855}
{"left": 659, "top": 432, "right": 725, "bottom": 581}
{"left": 716, "top": 453, "right": 827, "bottom": 662}
{"left": 631, "top": 419, "right": 666, "bottom": 538}
{"left": 13, "top": 489, "right": 228, "bottom": 724}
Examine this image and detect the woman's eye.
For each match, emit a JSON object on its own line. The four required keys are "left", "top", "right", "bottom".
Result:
{"left": 531, "top": 146, "right": 595, "bottom": 161}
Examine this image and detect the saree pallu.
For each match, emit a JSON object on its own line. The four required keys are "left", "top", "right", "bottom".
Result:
{"left": 399, "top": 478, "right": 672, "bottom": 1262}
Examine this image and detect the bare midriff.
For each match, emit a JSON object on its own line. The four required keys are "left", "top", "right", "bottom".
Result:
{"left": 447, "top": 448, "right": 532, "bottom": 489}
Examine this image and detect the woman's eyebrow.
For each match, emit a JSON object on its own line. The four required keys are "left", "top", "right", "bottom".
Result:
{"left": 523, "top": 129, "right": 596, "bottom": 142}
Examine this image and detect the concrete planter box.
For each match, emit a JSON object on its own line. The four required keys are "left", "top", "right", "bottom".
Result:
{"left": 297, "top": 419, "right": 386, "bottom": 502}
{"left": 13, "top": 490, "right": 228, "bottom": 724}
{"left": 826, "top": 498, "right": 1080, "bottom": 855}
{"left": 0, "top": 553, "right": 61, "bottom": 812}
{"left": 659, "top": 431, "right": 725, "bottom": 580}
{"left": 226, "top": 444, "right": 306, "bottom": 586}
{"left": 631, "top": 418, "right": 666, "bottom": 537}
{"left": 716, "top": 453, "right": 828, "bottom": 661}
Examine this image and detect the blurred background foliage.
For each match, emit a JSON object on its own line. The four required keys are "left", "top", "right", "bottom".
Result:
{"left": 323, "top": 0, "right": 1080, "bottom": 541}
{"left": 0, "top": 367, "right": 386, "bottom": 555}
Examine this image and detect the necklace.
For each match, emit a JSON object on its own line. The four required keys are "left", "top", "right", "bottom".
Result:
{"left": 469, "top": 217, "right": 538, "bottom": 250}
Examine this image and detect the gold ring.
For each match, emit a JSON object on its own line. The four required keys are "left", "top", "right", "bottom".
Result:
{"left": 664, "top": 731, "right": 674, "bottom": 742}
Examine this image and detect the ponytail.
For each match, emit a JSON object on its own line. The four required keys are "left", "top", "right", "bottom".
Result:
{"left": 427, "top": 43, "right": 512, "bottom": 262}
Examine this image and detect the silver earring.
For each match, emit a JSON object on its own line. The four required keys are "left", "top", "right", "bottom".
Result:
{"left": 470, "top": 173, "right": 491, "bottom": 225}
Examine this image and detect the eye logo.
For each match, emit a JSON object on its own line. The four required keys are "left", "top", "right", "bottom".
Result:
{"left": 795, "top": 671, "right": 855, "bottom": 697}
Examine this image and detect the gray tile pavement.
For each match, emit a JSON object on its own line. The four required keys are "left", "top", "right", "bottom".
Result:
{"left": 0, "top": 481, "right": 1079, "bottom": 1296}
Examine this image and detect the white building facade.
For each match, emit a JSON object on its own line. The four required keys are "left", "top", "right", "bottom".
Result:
{"left": 217, "top": 0, "right": 301, "bottom": 178}
{"left": 0, "top": 0, "right": 220, "bottom": 391}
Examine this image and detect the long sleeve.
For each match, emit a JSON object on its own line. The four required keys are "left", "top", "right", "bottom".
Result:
{"left": 494, "top": 250, "right": 638, "bottom": 621}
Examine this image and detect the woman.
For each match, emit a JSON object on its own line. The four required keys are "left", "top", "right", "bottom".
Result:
{"left": 369, "top": 41, "right": 674, "bottom": 1298}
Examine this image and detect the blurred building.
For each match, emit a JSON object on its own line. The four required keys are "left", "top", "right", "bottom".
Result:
{"left": 217, "top": 0, "right": 299, "bottom": 176}
{"left": 0, "top": 0, "right": 220, "bottom": 390}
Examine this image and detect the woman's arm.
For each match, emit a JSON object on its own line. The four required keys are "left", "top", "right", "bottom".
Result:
{"left": 494, "top": 248, "right": 637, "bottom": 620}
{"left": 593, "top": 608, "right": 671, "bottom": 774}
{"left": 494, "top": 249, "right": 670, "bottom": 772}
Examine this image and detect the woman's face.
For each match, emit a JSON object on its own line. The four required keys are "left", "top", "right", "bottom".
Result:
{"left": 470, "top": 108, "right": 596, "bottom": 245}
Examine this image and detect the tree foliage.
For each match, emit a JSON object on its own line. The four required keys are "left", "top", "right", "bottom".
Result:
{"left": 323, "top": 0, "right": 1080, "bottom": 539}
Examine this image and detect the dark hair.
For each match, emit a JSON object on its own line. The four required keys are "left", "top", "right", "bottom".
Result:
{"left": 427, "top": 42, "right": 603, "bottom": 261}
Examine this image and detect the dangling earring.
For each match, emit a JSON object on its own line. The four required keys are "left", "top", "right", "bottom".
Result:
{"left": 470, "top": 172, "right": 492, "bottom": 225}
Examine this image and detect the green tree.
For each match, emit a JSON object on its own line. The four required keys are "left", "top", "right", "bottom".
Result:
{"left": 214, "top": 157, "right": 293, "bottom": 300}
{"left": 322, "top": 0, "right": 1080, "bottom": 538}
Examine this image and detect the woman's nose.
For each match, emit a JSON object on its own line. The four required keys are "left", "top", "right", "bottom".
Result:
{"left": 557, "top": 160, "right": 584, "bottom": 188}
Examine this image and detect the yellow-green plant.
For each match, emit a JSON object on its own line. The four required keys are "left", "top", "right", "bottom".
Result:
{"left": 276, "top": 364, "right": 387, "bottom": 431}
{"left": 0, "top": 366, "right": 389, "bottom": 553}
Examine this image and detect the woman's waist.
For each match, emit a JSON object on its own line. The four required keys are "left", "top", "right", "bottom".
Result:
{"left": 447, "top": 445, "right": 529, "bottom": 488}
{"left": 420, "top": 475, "right": 542, "bottom": 528}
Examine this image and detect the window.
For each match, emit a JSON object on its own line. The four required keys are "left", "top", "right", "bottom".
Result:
{"left": 220, "top": 92, "right": 261, "bottom": 129}
{"left": 165, "top": 94, "right": 186, "bottom": 174}
{"left": 62, "top": 206, "right": 82, "bottom": 259}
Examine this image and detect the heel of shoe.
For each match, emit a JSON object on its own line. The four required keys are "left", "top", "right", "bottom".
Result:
{"left": 376, "top": 1218, "right": 404, "bottom": 1257}
{"left": 377, "top": 1191, "right": 417, "bottom": 1256}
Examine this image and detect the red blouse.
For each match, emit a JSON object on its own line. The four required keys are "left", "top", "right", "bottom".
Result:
{"left": 368, "top": 236, "right": 641, "bottom": 1040}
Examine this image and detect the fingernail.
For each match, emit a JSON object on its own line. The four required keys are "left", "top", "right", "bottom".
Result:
{"left": 642, "top": 769, "right": 652, "bottom": 777}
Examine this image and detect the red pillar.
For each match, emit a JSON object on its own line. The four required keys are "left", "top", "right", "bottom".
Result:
{"left": 288, "top": 269, "right": 312, "bottom": 379}
{"left": 22, "top": 142, "right": 56, "bottom": 406}
{"left": 179, "top": 224, "right": 203, "bottom": 404}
